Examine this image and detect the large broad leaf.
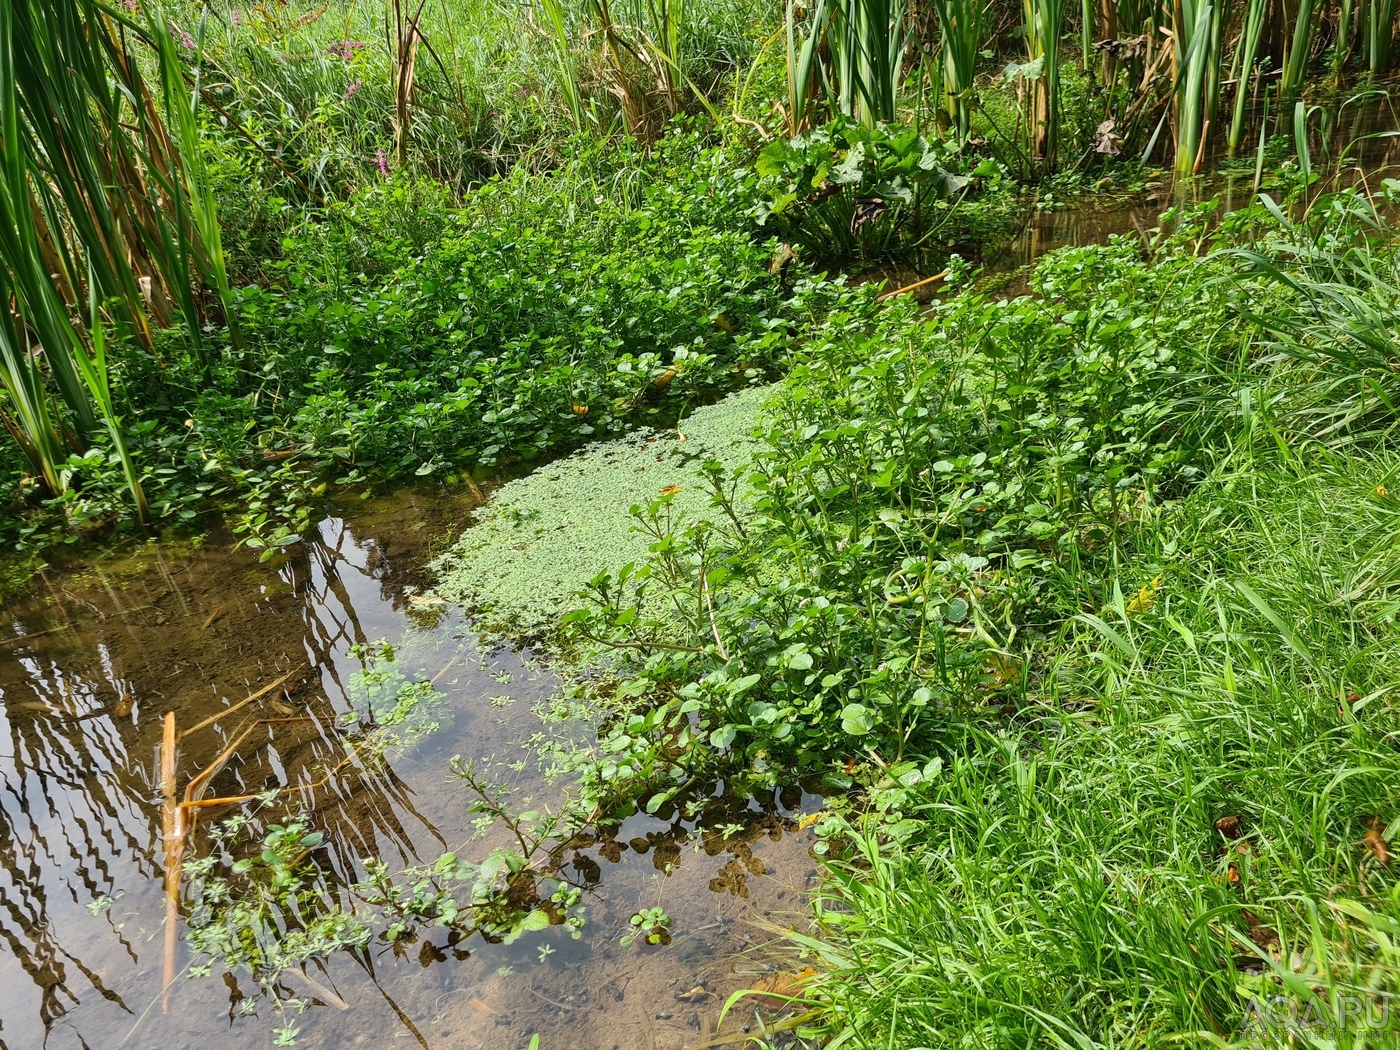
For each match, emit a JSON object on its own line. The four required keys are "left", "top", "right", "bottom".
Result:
{"left": 1003, "top": 55, "right": 1045, "bottom": 81}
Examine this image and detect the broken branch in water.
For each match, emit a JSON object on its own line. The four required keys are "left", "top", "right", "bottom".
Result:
{"left": 180, "top": 667, "right": 301, "bottom": 738}
{"left": 159, "top": 712, "right": 180, "bottom": 1014}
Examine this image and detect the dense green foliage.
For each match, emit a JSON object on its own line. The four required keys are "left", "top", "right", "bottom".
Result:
{"left": 784, "top": 454, "right": 1400, "bottom": 1047}
{"left": 6, "top": 1, "right": 1400, "bottom": 1047}
{"left": 565, "top": 203, "right": 1243, "bottom": 782}
{"left": 527, "top": 192, "right": 1400, "bottom": 1046}
{"left": 2, "top": 134, "right": 816, "bottom": 551}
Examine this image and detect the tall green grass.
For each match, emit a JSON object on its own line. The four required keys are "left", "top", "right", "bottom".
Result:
{"left": 0, "top": 0, "right": 232, "bottom": 519}
{"left": 932, "top": 0, "right": 981, "bottom": 139}
{"left": 785, "top": 453, "right": 1400, "bottom": 1047}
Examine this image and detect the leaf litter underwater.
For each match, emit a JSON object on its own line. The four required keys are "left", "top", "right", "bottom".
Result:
{"left": 0, "top": 428, "right": 821, "bottom": 1049}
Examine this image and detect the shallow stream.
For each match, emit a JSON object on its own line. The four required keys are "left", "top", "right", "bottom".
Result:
{"left": 0, "top": 489, "right": 817, "bottom": 1050}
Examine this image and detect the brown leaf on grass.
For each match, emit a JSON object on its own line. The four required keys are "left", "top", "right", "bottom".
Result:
{"left": 1215, "top": 815, "right": 1242, "bottom": 840}
{"left": 748, "top": 968, "right": 817, "bottom": 1009}
{"left": 1366, "top": 819, "right": 1391, "bottom": 865}
{"left": 1241, "top": 909, "right": 1280, "bottom": 952}
{"left": 984, "top": 653, "right": 1021, "bottom": 689}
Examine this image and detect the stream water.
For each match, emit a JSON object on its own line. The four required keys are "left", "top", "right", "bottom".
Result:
{"left": 0, "top": 489, "right": 817, "bottom": 1050}
{"left": 5, "top": 81, "right": 1400, "bottom": 1050}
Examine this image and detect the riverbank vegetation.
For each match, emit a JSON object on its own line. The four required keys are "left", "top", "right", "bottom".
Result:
{"left": 6, "top": 0, "right": 1400, "bottom": 1046}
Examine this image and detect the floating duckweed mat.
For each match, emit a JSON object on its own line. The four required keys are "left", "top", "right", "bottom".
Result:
{"left": 432, "top": 384, "right": 771, "bottom": 639}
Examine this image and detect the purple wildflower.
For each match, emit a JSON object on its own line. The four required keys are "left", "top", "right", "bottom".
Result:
{"left": 375, "top": 150, "right": 390, "bottom": 177}
{"left": 345, "top": 78, "right": 362, "bottom": 101}
{"left": 326, "top": 40, "right": 369, "bottom": 61}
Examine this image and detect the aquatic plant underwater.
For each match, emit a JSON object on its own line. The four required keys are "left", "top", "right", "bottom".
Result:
{"left": 7, "top": 0, "right": 1400, "bottom": 1047}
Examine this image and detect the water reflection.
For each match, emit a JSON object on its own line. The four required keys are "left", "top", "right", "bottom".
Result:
{"left": 994, "top": 83, "right": 1400, "bottom": 279}
{"left": 0, "top": 489, "right": 815, "bottom": 1050}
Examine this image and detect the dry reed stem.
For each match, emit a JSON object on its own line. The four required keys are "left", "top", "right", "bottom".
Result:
{"left": 878, "top": 270, "right": 950, "bottom": 301}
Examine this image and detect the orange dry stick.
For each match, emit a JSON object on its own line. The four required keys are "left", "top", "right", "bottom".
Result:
{"left": 160, "top": 712, "right": 180, "bottom": 1014}
{"left": 877, "top": 270, "right": 950, "bottom": 302}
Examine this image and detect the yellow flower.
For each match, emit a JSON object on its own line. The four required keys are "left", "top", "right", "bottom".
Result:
{"left": 1126, "top": 574, "right": 1162, "bottom": 617}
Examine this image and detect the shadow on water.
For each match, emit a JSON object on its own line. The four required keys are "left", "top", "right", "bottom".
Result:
{"left": 0, "top": 487, "right": 819, "bottom": 1050}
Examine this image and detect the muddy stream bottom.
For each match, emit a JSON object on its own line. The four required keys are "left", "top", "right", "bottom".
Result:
{"left": 0, "top": 487, "right": 819, "bottom": 1050}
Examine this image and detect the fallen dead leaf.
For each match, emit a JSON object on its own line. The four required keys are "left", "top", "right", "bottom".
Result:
{"left": 1214, "top": 815, "right": 1242, "bottom": 839}
{"left": 1241, "top": 908, "right": 1280, "bottom": 952}
{"left": 1366, "top": 819, "right": 1391, "bottom": 866}
{"left": 748, "top": 968, "right": 817, "bottom": 1009}
{"left": 469, "top": 998, "right": 496, "bottom": 1014}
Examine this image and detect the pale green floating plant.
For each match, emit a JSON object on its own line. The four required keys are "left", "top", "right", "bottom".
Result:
{"left": 433, "top": 384, "right": 771, "bottom": 639}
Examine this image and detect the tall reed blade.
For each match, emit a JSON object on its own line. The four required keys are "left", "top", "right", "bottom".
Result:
{"left": 932, "top": 0, "right": 982, "bottom": 140}
{"left": 1023, "top": 0, "right": 1065, "bottom": 166}
{"left": 1282, "top": 0, "right": 1317, "bottom": 94}
{"left": 787, "top": 0, "right": 833, "bottom": 133}
{"left": 0, "top": 0, "right": 233, "bottom": 512}
{"left": 1171, "top": 0, "right": 1223, "bottom": 174}
{"left": 536, "top": 0, "right": 585, "bottom": 128}
{"left": 1227, "top": 0, "right": 1267, "bottom": 154}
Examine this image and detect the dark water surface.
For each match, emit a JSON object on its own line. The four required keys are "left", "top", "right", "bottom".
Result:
{"left": 994, "top": 81, "right": 1400, "bottom": 277}
{"left": 0, "top": 488, "right": 817, "bottom": 1050}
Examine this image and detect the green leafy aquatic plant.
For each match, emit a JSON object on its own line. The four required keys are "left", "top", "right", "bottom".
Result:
{"left": 620, "top": 905, "right": 673, "bottom": 946}
{"left": 753, "top": 118, "right": 1003, "bottom": 263}
{"left": 560, "top": 205, "right": 1258, "bottom": 798}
